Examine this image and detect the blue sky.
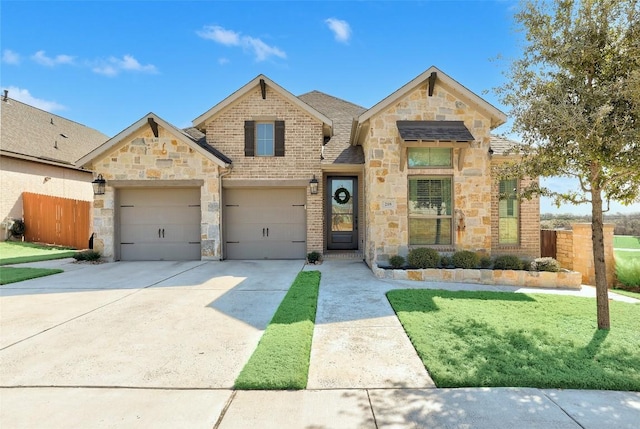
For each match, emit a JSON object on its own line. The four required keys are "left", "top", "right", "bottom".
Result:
{"left": 2, "top": 0, "right": 638, "bottom": 215}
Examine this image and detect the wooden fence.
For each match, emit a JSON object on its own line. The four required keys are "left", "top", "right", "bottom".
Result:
{"left": 23, "top": 192, "right": 91, "bottom": 250}
{"left": 540, "top": 229, "right": 557, "bottom": 258}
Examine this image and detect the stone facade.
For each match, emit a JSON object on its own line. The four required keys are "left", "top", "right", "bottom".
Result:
{"left": 362, "top": 81, "right": 539, "bottom": 266}
{"left": 90, "top": 125, "right": 222, "bottom": 261}
{"left": 204, "top": 85, "right": 325, "bottom": 254}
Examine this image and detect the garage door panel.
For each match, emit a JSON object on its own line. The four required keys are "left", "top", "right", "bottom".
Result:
{"left": 224, "top": 188, "right": 306, "bottom": 260}
{"left": 119, "top": 188, "right": 201, "bottom": 261}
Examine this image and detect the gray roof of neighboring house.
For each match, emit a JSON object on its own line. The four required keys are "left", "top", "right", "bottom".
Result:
{"left": 490, "top": 134, "right": 522, "bottom": 156}
{"left": 0, "top": 96, "right": 108, "bottom": 169}
{"left": 397, "top": 120, "right": 475, "bottom": 142}
{"left": 182, "top": 127, "right": 233, "bottom": 165}
{"left": 297, "top": 91, "right": 366, "bottom": 165}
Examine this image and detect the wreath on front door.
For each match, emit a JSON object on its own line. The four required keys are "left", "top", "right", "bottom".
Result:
{"left": 333, "top": 187, "right": 351, "bottom": 205}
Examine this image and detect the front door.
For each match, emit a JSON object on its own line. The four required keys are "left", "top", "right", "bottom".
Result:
{"left": 327, "top": 176, "right": 358, "bottom": 250}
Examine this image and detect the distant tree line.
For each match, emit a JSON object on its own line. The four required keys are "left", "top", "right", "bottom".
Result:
{"left": 540, "top": 213, "right": 640, "bottom": 236}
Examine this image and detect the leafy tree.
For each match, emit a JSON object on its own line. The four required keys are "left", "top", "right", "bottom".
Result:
{"left": 496, "top": 0, "right": 640, "bottom": 329}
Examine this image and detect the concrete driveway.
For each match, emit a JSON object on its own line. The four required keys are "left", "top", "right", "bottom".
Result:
{"left": 2, "top": 259, "right": 638, "bottom": 428}
{"left": 1, "top": 259, "right": 304, "bottom": 389}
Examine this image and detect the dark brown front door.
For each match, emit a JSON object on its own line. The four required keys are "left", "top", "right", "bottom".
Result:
{"left": 327, "top": 176, "right": 358, "bottom": 250}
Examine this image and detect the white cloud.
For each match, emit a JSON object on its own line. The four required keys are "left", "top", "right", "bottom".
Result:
{"left": 197, "top": 25, "right": 240, "bottom": 46}
{"left": 243, "top": 36, "right": 286, "bottom": 61}
{"left": 2, "top": 49, "right": 21, "bottom": 65}
{"left": 218, "top": 57, "right": 230, "bottom": 65}
{"left": 2, "top": 86, "right": 65, "bottom": 112}
{"left": 198, "top": 25, "right": 286, "bottom": 62}
{"left": 92, "top": 55, "right": 158, "bottom": 76}
{"left": 325, "top": 18, "right": 351, "bottom": 43}
{"left": 31, "top": 50, "right": 75, "bottom": 66}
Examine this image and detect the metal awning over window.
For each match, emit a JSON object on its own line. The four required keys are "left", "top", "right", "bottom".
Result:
{"left": 397, "top": 121, "right": 475, "bottom": 171}
{"left": 397, "top": 120, "right": 475, "bottom": 142}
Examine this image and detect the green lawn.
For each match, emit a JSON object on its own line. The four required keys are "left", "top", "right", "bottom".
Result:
{"left": 387, "top": 289, "right": 640, "bottom": 391}
{"left": 235, "top": 270, "right": 321, "bottom": 390}
{"left": 614, "top": 235, "right": 640, "bottom": 249}
{"left": 0, "top": 267, "right": 63, "bottom": 285}
{"left": 0, "top": 242, "right": 76, "bottom": 265}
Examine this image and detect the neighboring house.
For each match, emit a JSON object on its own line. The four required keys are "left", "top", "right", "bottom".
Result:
{"left": 77, "top": 66, "right": 540, "bottom": 265}
{"left": 0, "top": 92, "right": 108, "bottom": 240}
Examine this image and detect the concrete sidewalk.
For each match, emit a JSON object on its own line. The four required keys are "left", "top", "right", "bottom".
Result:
{"left": 1, "top": 386, "right": 638, "bottom": 428}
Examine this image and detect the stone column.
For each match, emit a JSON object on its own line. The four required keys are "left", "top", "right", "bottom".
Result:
{"left": 571, "top": 223, "right": 615, "bottom": 287}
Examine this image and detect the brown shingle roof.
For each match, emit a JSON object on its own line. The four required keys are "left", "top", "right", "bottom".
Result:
{"left": 490, "top": 134, "right": 522, "bottom": 156}
{"left": 0, "top": 97, "right": 108, "bottom": 168}
{"left": 297, "top": 91, "right": 366, "bottom": 165}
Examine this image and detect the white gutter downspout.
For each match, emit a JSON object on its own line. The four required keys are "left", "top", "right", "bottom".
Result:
{"left": 218, "top": 164, "right": 233, "bottom": 260}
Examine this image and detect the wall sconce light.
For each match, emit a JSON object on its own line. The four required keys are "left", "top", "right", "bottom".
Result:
{"left": 92, "top": 174, "right": 106, "bottom": 195}
{"left": 488, "top": 147, "right": 494, "bottom": 158}
{"left": 309, "top": 175, "right": 319, "bottom": 194}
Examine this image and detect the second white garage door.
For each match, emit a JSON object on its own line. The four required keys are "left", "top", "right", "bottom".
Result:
{"left": 119, "top": 188, "right": 201, "bottom": 261}
{"left": 224, "top": 188, "right": 306, "bottom": 259}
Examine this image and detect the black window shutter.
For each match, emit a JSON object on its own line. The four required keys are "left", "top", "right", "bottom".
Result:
{"left": 244, "top": 121, "right": 255, "bottom": 157}
{"left": 274, "top": 121, "right": 285, "bottom": 156}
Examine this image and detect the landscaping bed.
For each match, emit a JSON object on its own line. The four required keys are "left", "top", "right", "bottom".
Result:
{"left": 374, "top": 265, "right": 582, "bottom": 288}
{"left": 377, "top": 249, "right": 582, "bottom": 288}
{"left": 387, "top": 289, "right": 640, "bottom": 391}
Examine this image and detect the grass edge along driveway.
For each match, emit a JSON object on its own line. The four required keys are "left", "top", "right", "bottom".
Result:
{"left": 0, "top": 267, "right": 64, "bottom": 285}
{"left": 234, "top": 270, "right": 321, "bottom": 390}
{"left": 0, "top": 242, "right": 76, "bottom": 265}
{"left": 387, "top": 289, "right": 640, "bottom": 391}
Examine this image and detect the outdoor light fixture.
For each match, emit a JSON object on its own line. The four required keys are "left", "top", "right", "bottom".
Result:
{"left": 92, "top": 174, "right": 106, "bottom": 195}
{"left": 309, "top": 175, "right": 319, "bottom": 194}
{"left": 488, "top": 146, "right": 494, "bottom": 158}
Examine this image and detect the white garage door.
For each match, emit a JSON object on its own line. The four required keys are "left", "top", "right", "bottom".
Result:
{"left": 224, "top": 188, "right": 306, "bottom": 259}
{"left": 119, "top": 188, "right": 201, "bottom": 261}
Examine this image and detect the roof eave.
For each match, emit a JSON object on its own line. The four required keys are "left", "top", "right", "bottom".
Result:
{"left": 77, "top": 113, "right": 230, "bottom": 168}
{"left": 192, "top": 74, "right": 333, "bottom": 135}
{"left": 356, "top": 66, "right": 507, "bottom": 128}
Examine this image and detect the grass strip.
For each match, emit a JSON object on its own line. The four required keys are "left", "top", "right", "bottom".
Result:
{"left": 0, "top": 242, "right": 76, "bottom": 265}
{"left": 612, "top": 288, "right": 640, "bottom": 300}
{"left": 387, "top": 289, "right": 640, "bottom": 391}
{"left": 234, "top": 270, "right": 320, "bottom": 390}
{"left": 0, "top": 267, "right": 63, "bottom": 285}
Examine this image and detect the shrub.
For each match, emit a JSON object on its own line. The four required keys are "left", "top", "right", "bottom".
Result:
{"left": 493, "top": 255, "right": 524, "bottom": 270}
{"left": 531, "top": 257, "right": 561, "bottom": 272}
{"left": 407, "top": 248, "right": 439, "bottom": 269}
{"left": 452, "top": 251, "right": 480, "bottom": 269}
{"left": 389, "top": 255, "right": 405, "bottom": 269}
{"left": 480, "top": 256, "right": 492, "bottom": 269}
{"left": 440, "top": 255, "right": 453, "bottom": 268}
{"left": 307, "top": 251, "right": 321, "bottom": 264}
{"left": 10, "top": 219, "right": 25, "bottom": 237}
{"left": 73, "top": 250, "right": 101, "bottom": 261}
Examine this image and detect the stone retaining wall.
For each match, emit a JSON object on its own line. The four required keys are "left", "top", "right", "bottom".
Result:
{"left": 373, "top": 265, "right": 582, "bottom": 289}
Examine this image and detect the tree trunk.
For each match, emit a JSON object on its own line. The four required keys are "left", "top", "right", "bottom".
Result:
{"left": 591, "top": 187, "right": 610, "bottom": 330}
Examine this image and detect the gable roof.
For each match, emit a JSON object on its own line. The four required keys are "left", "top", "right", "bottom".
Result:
{"left": 351, "top": 66, "right": 507, "bottom": 146}
{"left": 77, "top": 112, "right": 231, "bottom": 168}
{"left": 298, "top": 90, "right": 365, "bottom": 165}
{"left": 0, "top": 96, "right": 108, "bottom": 170}
{"left": 192, "top": 74, "right": 333, "bottom": 136}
